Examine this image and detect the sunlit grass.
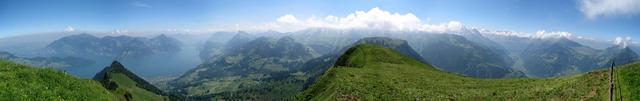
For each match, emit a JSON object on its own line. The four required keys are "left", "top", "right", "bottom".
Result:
{"left": 0, "top": 60, "right": 116, "bottom": 100}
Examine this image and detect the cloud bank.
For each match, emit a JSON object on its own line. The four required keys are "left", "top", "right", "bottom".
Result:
{"left": 263, "top": 7, "right": 583, "bottom": 40}
{"left": 579, "top": 0, "right": 640, "bottom": 19}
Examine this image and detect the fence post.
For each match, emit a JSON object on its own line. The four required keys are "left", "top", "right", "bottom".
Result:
{"left": 609, "top": 60, "right": 615, "bottom": 101}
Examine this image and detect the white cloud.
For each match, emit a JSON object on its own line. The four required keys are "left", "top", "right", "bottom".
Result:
{"left": 260, "top": 7, "right": 466, "bottom": 33}
{"left": 579, "top": 0, "right": 640, "bottom": 19}
{"left": 614, "top": 36, "right": 632, "bottom": 48}
{"left": 276, "top": 14, "right": 300, "bottom": 24}
{"left": 130, "top": 1, "right": 152, "bottom": 8}
{"left": 64, "top": 26, "right": 75, "bottom": 32}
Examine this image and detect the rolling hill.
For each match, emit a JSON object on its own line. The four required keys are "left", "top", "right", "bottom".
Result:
{"left": 297, "top": 44, "right": 638, "bottom": 100}
{"left": 0, "top": 60, "right": 115, "bottom": 100}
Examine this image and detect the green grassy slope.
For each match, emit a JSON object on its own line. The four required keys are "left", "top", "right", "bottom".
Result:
{"left": 0, "top": 60, "right": 116, "bottom": 101}
{"left": 614, "top": 63, "right": 640, "bottom": 100}
{"left": 107, "top": 73, "right": 166, "bottom": 101}
{"left": 93, "top": 61, "right": 168, "bottom": 101}
{"left": 297, "top": 44, "right": 638, "bottom": 100}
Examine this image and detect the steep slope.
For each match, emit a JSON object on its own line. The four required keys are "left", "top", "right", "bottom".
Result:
{"left": 169, "top": 36, "right": 319, "bottom": 100}
{"left": 0, "top": 60, "right": 115, "bottom": 100}
{"left": 93, "top": 61, "right": 169, "bottom": 101}
{"left": 407, "top": 34, "right": 524, "bottom": 78}
{"left": 297, "top": 44, "right": 637, "bottom": 100}
{"left": 0, "top": 51, "right": 94, "bottom": 68}
{"left": 46, "top": 34, "right": 182, "bottom": 59}
{"left": 519, "top": 38, "right": 638, "bottom": 77}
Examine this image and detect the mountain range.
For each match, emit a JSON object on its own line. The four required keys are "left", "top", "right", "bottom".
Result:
{"left": 2, "top": 32, "right": 640, "bottom": 100}
{"left": 518, "top": 38, "right": 638, "bottom": 77}
{"left": 46, "top": 34, "right": 183, "bottom": 59}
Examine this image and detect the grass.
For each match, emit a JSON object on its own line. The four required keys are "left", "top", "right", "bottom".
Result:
{"left": 0, "top": 60, "right": 116, "bottom": 101}
{"left": 614, "top": 63, "right": 640, "bottom": 100}
{"left": 297, "top": 44, "right": 638, "bottom": 100}
{"left": 107, "top": 73, "right": 166, "bottom": 101}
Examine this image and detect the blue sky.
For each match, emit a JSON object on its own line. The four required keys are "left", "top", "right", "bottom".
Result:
{"left": 1, "top": 0, "right": 639, "bottom": 40}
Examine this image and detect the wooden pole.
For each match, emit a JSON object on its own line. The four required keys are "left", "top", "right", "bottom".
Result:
{"left": 609, "top": 60, "right": 615, "bottom": 101}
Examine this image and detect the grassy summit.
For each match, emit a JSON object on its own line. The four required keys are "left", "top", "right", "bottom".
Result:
{"left": 0, "top": 60, "right": 115, "bottom": 100}
{"left": 297, "top": 44, "right": 639, "bottom": 100}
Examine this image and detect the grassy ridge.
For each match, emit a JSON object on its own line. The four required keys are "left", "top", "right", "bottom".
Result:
{"left": 93, "top": 61, "right": 171, "bottom": 100}
{"left": 0, "top": 60, "right": 116, "bottom": 100}
{"left": 297, "top": 44, "right": 638, "bottom": 100}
